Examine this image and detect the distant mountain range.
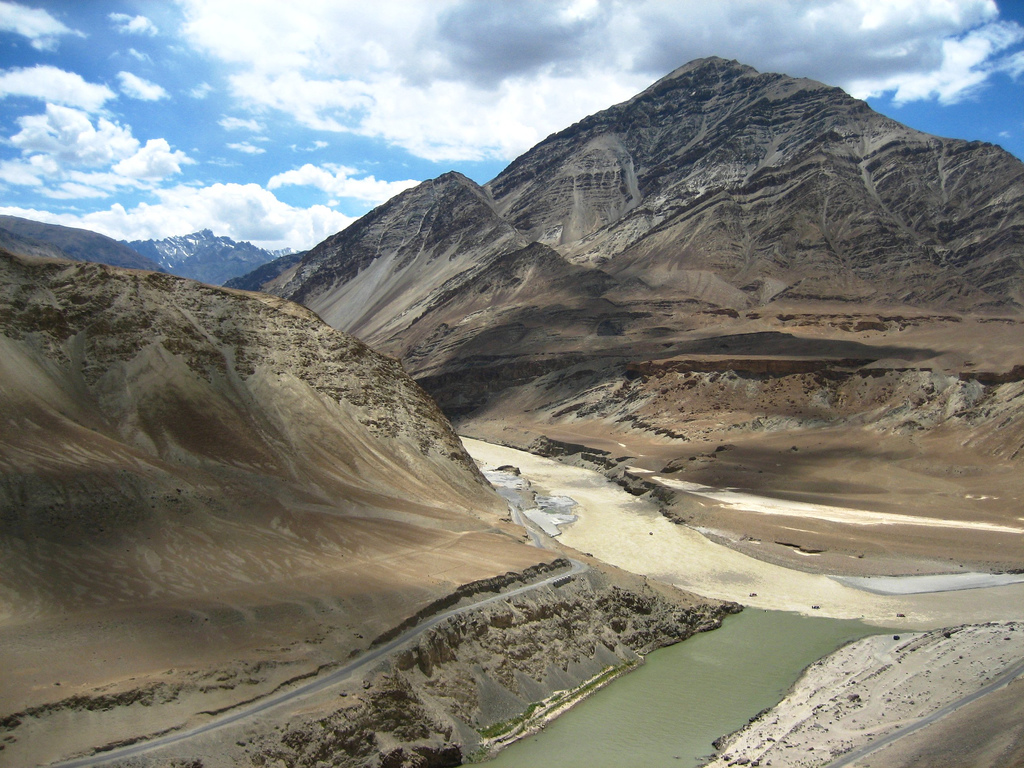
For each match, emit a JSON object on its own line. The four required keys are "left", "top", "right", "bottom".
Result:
{"left": 0, "top": 217, "right": 288, "bottom": 287}
{"left": 123, "top": 229, "right": 291, "bottom": 285}
{"left": 0, "top": 215, "right": 164, "bottom": 272}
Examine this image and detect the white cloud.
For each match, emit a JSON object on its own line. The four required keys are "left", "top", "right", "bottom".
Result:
{"left": 228, "top": 141, "right": 266, "bottom": 155}
{"left": 1001, "top": 49, "right": 1024, "bottom": 78}
{"left": 2, "top": 105, "right": 192, "bottom": 200}
{"left": 228, "top": 70, "right": 374, "bottom": 132}
{"left": 291, "top": 140, "right": 330, "bottom": 152}
{"left": 189, "top": 81, "right": 213, "bottom": 99}
{"left": 219, "top": 116, "right": 264, "bottom": 132}
{"left": 0, "top": 65, "right": 115, "bottom": 112}
{"left": 113, "top": 138, "right": 194, "bottom": 179}
{"left": 117, "top": 71, "right": 169, "bottom": 101}
{"left": 848, "top": 20, "right": 1024, "bottom": 103}
{"left": 109, "top": 12, "right": 159, "bottom": 36}
{"left": 10, "top": 105, "right": 139, "bottom": 167}
{"left": 0, "top": 1, "right": 83, "bottom": 50}
{"left": 127, "top": 48, "right": 152, "bottom": 63}
{"left": 175, "top": 0, "right": 1023, "bottom": 163}
{"left": 268, "top": 163, "right": 419, "bottom": 203}
{"left": 0, "top": 157, "right": 47, "bottom": 186}
{"left": 0, "top": 184, "right": 355, "bottom": 250}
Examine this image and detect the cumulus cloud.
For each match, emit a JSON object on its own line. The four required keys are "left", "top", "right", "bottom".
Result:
{"left": 2, "top": 104, "right": 192, "bottom": 199}
{"left": 0, "top": 184, "right": 355, "bottom": 250}
{"left": 176, "top": 0, "right": 1024, "bottom": 163}
{"left": 847, "top": 19, "right": 1024, "bottom": 102}
{"left": 0, "top": 65, "right": 115, "bottom": 112}
{"left": 117, "top": 71, "right": 169, "bottom": 101}
{"left": 268, "top": 163, "right": 418, "bottom": 203}
{"left": 109, "top": 13, "right": 158, "bottom": 36}
{"left": 0, "top": 1, "right": 83, "bottom": 50}
{"left": 10, "top": 105, "right": 139, "bottom": 167}
{"left": 435, "top": 0, "right": 609, "bottom": 86}
{"left": 113, "top": 139, "right": 194, "bottom": 179}
{"left": 0, "top": 156, "right": 50, "bottom": 187}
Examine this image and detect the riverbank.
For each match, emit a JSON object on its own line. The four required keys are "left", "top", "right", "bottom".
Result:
{"left": 480, "top": 610, "right": 879, "bottom": 768}
{"left": 463, "top": 439, "right": 1024, "bottom": 628}
{"left": 464, "top": 438, "right": 1024, "bottom": 766}
{"left": 705, "top": 622, "right": 1024, "bottom": 768}
{"left": 470, "top": 659, "right": 638, "bottom": 761}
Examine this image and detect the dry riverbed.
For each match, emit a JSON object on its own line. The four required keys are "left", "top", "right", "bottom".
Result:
{"left": 463, "top": 439, "right": 1024, "bottom": 628}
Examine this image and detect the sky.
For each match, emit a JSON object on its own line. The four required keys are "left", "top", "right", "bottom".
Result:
{"left": 1, "top": 1, "right": 1023, "bottom": 252}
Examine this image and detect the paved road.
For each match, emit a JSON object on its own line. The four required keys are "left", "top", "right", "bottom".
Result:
{"left": 51, "top": 556, "right": 587, "bottom": 767}
{"left": 826, "top": 654, "right": 1024, "bottom": 767}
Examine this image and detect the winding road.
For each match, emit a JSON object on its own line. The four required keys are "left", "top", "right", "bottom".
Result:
{"left": 51, "top": 493, "right": 585, "bottom": 767}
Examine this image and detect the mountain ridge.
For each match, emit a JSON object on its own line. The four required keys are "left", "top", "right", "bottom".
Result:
{"left": 0, "top": 214, "right": 164, "bottom": 272}
{"left": 124, "top": 228, "right": 289, "bottom": 285}
{"left": 265, "top": 57, "right": 1024, "bottom": 580}
{"left": 266, "top": 57, "right": 1024, "bottom": 409}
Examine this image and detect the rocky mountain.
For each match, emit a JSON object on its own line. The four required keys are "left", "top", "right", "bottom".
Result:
{"left": 271, "top": 57, "right": 1024, "bottom": 575}
{"left": 272, "top": 56, "right": 1024, "bottom": 391}
{"left": 487, "top": 56, "right": 1023, "bottom": 314}
{"left": 0, "top": 214, "right": 163, "bottom": 272}
{"left": 275, "top": 58, "right": 1024, "bottom": 358}
{"left": 124, "top": 228, "right": 288, "bottom": 285}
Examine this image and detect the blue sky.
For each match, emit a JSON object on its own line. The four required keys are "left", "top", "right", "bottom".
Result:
{"left": 1, "top": 0, "right": 1023, "bottom": 250}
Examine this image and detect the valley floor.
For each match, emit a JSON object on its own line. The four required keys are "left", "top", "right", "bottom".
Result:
{"left": 462, "top": 438, "right": 1024, "bottom": 766}
{"left": 466, "top": 417, "right": 1024, "bottom": 577}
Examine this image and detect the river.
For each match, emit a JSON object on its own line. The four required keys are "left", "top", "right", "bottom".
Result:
{"left": 482, "top": 608, "right": 880, "bottom": 768}
{"left": 463, "top": 437, "right": 1022, "bottom": 766}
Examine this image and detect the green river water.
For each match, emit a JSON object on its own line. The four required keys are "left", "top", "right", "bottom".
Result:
{"left": 481, "top": 608, "right": 882, "bottom": 768}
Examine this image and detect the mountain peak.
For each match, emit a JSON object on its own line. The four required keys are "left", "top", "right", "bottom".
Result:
{"left": 278, "top": 54, "right": 1024, "bottom": 370}
{"left": 665, "top": 55, "right": 758, "bottom": 78}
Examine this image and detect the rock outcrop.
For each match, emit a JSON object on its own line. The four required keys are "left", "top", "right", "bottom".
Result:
{"left": 247, "top": 568, "right": 738, "bottom": 768}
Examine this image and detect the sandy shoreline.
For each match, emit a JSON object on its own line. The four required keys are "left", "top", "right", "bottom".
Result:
{"left": 704, "top": 622, "right": 1024, "bottom": 768}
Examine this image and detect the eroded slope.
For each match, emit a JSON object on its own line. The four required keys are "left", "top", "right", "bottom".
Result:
{"left": 0, "top": 249, "right": 558, "bottom": 765}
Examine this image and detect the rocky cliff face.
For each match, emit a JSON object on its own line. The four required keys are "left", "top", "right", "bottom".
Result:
{"left": 486, "top": 57, "right": 1024, "bottom": 311}
{"left": 244, "top": 567, "right": 737, "bottom": 768}
{"left": 277, "top": 171, "right": 529, "bottom": 344}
